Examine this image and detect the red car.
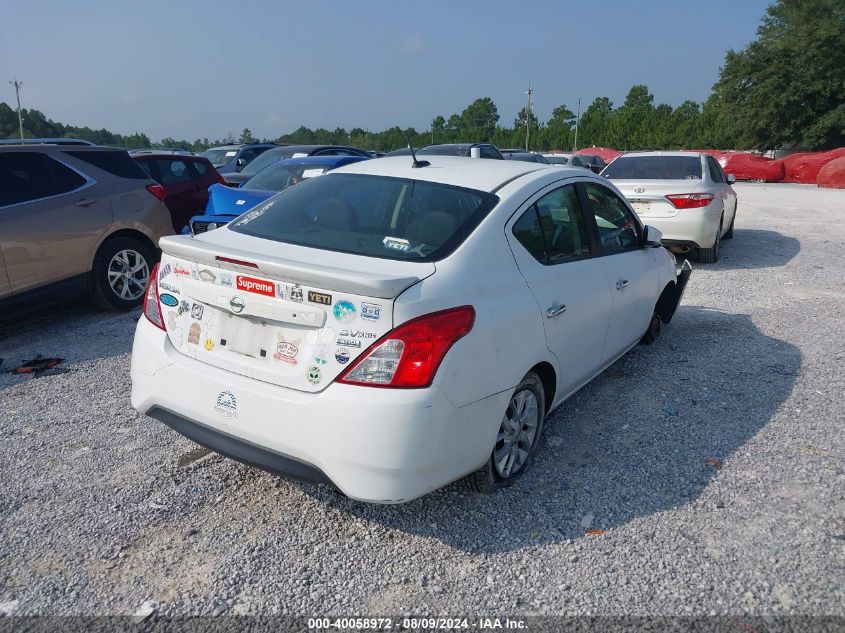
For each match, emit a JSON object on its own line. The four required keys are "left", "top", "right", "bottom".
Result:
{"left": 131, "top": 154, "right": 223, "bottom": 232}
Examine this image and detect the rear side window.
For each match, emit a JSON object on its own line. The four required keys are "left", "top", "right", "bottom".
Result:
{"left": 0, "top": 152, "right": 87, "bottom": 206}
{"left": 64, "top": 150, "right": 148, "bottom": 179}
{"left": 192, "top": 160, "right": 209, "bottom": 176}
{"left": 231, "top": 173, "right": 498, "bottom": 262}
{"left": 512, "top": 185, "right": 590, "bottom": 264}
{"left": 706, "top": 157, "right": 725, "bottom": 183}
{"left": 603, "top": 156, "right": 702, "bottom": 180}
{"left": 135, "top": 160, "right": 154, "bottom": 178}
{"left": 155, "top": 159, "right": 192, "bottom": 185}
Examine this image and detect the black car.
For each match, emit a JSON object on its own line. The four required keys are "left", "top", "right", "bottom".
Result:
{"left": 577, "top": 154, "right": 608, "bottom": 174}
{"left": 221, "top": 144, "right": 371, "bottom": 186}
{"left": 501, "top": 151, "right": 550, "bottom": 164}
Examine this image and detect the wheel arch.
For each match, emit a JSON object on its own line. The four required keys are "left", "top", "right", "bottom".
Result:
{"left": 529, "top": 361, "right": 556, "bottom": 414}
{"left": 655, "top": 281, "right": 677, "bottom": 323}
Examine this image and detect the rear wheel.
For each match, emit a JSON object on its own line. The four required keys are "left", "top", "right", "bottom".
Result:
{"left": 641, "top": 311, "right": 662, "bottom": 345}
{"left": 463, "top": 372, "right": 545, "bottom": 494}
{"left": 91, "top": 236, "right": 157, "bottom": 311}
{"left": 697, "top": 216, "right": 723, "bottom": 264}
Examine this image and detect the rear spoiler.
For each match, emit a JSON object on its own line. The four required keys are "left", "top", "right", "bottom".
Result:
{"left": 159, "top": 235, "right": 426, "bottom": 299}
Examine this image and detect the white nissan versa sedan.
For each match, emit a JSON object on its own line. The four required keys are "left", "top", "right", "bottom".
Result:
{"left": 602, "top": 152, "right": 738, "bottom": 263}
{"left": 131, "top": 156, "right": 692, "bottom": 503}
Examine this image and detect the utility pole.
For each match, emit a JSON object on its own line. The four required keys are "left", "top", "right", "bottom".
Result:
{"left": 572, "top": 97, "right": 581, "bottom": 153}
{"left": 9, "top": 78, "right": 24, "bottom": 140}
{"left": 524, "top": 85, "right": 533, "bottom": 151}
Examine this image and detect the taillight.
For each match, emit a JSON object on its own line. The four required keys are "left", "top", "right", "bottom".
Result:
{"left": 337, "top": 306, "right": 475, "bottom": 388}
{"left": 665, "top": 193, "right": 714, "bottom": 209}
{"left": 143, "top": 263, "right": 166, "bottom": 331}
{"left": 145, "top": 183, "right": 166, "bottom": 203}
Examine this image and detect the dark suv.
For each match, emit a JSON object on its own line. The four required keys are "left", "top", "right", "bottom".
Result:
{"left": 199, "top": 143, "right": 277, "bottom": 175}
{"left": 0, "top": 145, "right": 173, "bottom": 315}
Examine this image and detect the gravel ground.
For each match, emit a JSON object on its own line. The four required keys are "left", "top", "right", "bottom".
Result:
{"left": 0, "top": 183, "right": 843, "bottom": 619}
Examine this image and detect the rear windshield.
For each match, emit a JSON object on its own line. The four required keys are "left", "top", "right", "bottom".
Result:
{"left": 603, "top": 156, "right": 702, "bottom": 180}
{"left": 545, "top": 156, "right": 569, "bottom": 165}
{"left": 230, "top": 173, "right": 498, "bottom": 262}
{"left": 240, "top": 148, "right": 284, "bottom": 176}
{"left": 245, "top": 163, "right": 327, "bottom": 191}
{"left": 201, "top": 149, "right": 238, "bottom": 167}
{"left": 63, "top": 150, "right": 148, "bottom": 179}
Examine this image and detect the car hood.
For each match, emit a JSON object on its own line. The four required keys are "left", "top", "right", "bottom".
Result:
{"left": 205, "top": 183, "right": 275, "bottom": 216}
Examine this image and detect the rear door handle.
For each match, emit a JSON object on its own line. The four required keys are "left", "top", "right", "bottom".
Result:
{"left": 74, "top": 198, "right": 97, "bottom": 207}
{"left": 616, "top": 279, "right": 629, "bottom": 291}
{"left": 545, "top": 303, "right": 567, "bottom": 319}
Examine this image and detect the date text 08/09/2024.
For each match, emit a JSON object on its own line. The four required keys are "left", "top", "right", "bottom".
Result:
{"left": 307, "top": 617, "right": 527, "bottom": 630}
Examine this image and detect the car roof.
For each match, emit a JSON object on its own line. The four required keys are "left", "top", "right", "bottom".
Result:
{"left": 329, "top": 156, "right": 554, "bottom": 193}
{"left": 617, "top": 151, "right": 704, "bottom": 159}
{"left": 0, "top": 144, "right": 126, "bottom": 154}
{"left": 0, "top": 137, "right": 96, "bottom": 146}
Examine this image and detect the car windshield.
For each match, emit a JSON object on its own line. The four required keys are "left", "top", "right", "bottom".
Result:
{"left": 603, "top": 156, "right": 702, "bottom": 180}
{"left": 244, "top": 163, "right": 328, "bottom": 192}
{"left": 239, "top": 149, "right": 285, "bottom": 177}
{"left": 230, "top": 173, "right": 498, "bottom": 262}
{"left": 417, "top": 145, "right": 468, "bottom": 157}
{"left": 545, "top": 156, "right": 569, "bottom": 165}
{"left": 201, "top": 148, "right": 238, "bottom": 167}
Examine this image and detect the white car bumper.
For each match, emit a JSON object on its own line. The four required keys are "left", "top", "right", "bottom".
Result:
{"left": 130, "top": 317, "right": 509, "bottom": 503}
{"left": 640, "top": 205, "right": 722, "bottom": 248}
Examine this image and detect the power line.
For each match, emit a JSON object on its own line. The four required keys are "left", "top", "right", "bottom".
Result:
{"left": 9, "top": 78, "right": 24, "bottom": 139}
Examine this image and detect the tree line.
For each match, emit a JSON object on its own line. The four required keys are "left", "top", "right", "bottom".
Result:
{"left": 2, "top": 0, "right": 841, "bottom": 153}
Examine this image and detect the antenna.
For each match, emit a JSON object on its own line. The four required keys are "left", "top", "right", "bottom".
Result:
{"left": 404, "top": 131, "right": 429, "bottom": 168}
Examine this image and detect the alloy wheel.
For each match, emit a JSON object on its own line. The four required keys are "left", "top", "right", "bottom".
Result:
{"left": 107, "top": 249, "right": 149, "bottom": 301}
{"left": 494, "top": 389, "right": 540, "bottom": 478}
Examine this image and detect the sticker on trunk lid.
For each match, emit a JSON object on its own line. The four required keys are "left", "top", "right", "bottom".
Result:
{"left": 236, "top": 275, "right": 275, "bottom": 296}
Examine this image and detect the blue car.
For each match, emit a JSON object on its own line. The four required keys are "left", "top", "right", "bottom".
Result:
{"left": 186, "top": 155, "right": 369, "bottom": 234}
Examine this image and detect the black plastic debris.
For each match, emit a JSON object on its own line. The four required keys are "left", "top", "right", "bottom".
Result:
{"left": 9, "top": 355, "right": 65, "bottom": 375}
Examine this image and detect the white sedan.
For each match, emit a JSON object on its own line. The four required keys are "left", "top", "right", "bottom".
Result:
{"left": 602, "top": 151, "right": 738, "bottom": 263}
{"left": 131, "top": 156, "right": 691, "bottom": 503}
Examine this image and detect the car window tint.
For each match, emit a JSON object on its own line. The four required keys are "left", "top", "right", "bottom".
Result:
{"left": 0, "top": 152, "right": 86, "bottom": 206}
{"left": 231, "top": 173, "right": 498, "bottom": 262}
{"left": 585, "top": 183, "right": 641, "bottom": 254}
{"left": 707, "top": 157, "right": 724, "bottom": 183}
{"left": 63, "top": 150, "right": 148, "bottom": 179}
{"left": 512, "top": 185, "right": 590, "bottom": 264}
{"left": 603, "top": 155, "right": 702, "bottom": 180}
{"left": 46, "top": 156, "right": 87, "bottom": 192}
{"left": 192, "top": 160, "right": 209, "bottom": 177}
{"left": 512, "top": 207, "right": 546, "bottom": 262}
{"left": 135, "top": 160, "right": 154, "bottom": 178}
{"left": 536, "top": 185, "right": 590, "bottom": 262}
{"left": 156, "top": 159, "right": 192, "bottom": 185}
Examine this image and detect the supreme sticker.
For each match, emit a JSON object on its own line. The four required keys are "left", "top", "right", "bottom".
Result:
{"left": 236, "top": 275, "right": 275, "bottom": 296}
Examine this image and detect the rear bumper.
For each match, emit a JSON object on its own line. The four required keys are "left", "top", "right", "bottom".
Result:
{"left": 640, "top": 205, "right": 721, "bottom": 248}
{"left": 130, "top": 317, "right": 509, "bottom": 503}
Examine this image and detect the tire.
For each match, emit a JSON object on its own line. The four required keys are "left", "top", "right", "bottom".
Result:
{"left": 91, "top": 236, "right": 157, "bottom": 311}
{"left": 463, "top": 372, "right": 545, "bottom": 494}
{"left": 697, "top": 216, "right": 723, "bottom": 264}
{"left": 640, "top": 311, "right": 662, "bottom": 345}
{"left": 723, "top": 208, "right": 735, "bottom": 240}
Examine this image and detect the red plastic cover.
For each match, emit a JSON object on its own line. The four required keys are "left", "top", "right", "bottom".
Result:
{"left": 817, "top": 156, "right": 845, "bottom": 189}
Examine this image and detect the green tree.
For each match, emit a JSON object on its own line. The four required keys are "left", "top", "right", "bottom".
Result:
{"left": 460, "top": 97, "right": 499, "bottom": 141}
{"left": 712, "top": 0, "right": 845, "bottom": 150}
{"left": 239, "top": 128, "right": 255, "bottom": 143}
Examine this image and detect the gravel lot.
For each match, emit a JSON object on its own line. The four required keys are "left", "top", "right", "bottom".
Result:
{"left": 0, "top": 183, "right": 843, "bottom": 619}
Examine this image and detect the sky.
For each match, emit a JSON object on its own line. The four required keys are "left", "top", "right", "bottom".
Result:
{"left": 1, "top": 0, "right": 773, "bottom": 142}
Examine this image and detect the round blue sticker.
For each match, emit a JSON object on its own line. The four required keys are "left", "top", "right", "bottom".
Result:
{"left": 333, "top": 300, "right": 356, "bottom": 322}
{"left": 159, "top": 293, "right": 178, "bottom": 307}
{"left": 335, "top": 347, "right": 350, "bottom": 364}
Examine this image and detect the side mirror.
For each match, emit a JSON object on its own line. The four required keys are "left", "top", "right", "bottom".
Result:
{"left": 726, "top": 173, "right": 736, "bottom": 184}
{"left": 236, "top": 158, "right": 246, "bottom": 170}
{"left": 643, "top": 225, "right": 663, "bottom": 247}
{"left": 470, "top": 147, "right": 481, "bottom": 159}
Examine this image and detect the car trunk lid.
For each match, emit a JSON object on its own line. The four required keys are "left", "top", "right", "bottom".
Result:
{"left": 613, "top": 179, "right": 704, "bottom": 218}
{"left": 156, "top": 232, "right": 434, "bottom": 392}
